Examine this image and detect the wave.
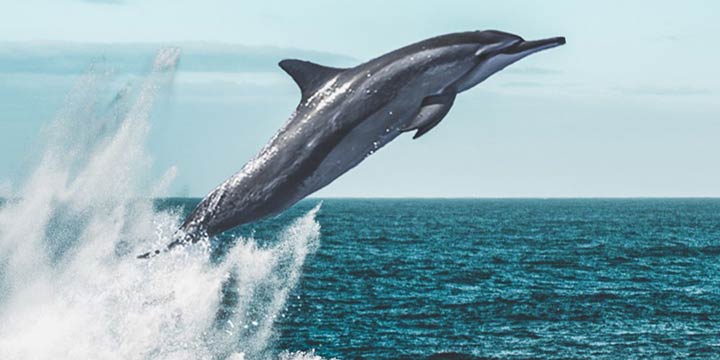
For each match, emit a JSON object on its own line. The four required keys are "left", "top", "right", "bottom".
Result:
{"left": 0, "top": 48, "right": 325, "bottom": 360}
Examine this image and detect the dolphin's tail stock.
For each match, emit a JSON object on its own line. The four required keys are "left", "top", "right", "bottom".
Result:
{"left": 137, "top": 229, "right": 201, "bottom": 259}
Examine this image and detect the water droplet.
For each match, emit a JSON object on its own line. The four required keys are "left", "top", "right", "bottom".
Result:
{"left": 365, "top": 89, "right": 372, "bottom": 94}
{"left": 251, "top": 321, "right": 259, "bottom": 326}
{"left": 388, "top": 111, "right": 393, "bottom": 115}
{"left": 366, "top": 73, "right": 371, "bottom": 77}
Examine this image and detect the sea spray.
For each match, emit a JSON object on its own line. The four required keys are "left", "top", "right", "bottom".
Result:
{"left": 0, "top": 48, "right": 325, "bottom": 359}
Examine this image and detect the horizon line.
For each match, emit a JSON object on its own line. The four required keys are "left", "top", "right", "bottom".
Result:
{"left": 4, "top": 196, "right": 720, "bottom": 201}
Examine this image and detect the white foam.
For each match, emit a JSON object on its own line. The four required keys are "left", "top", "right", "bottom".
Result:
{"left": 0, "top": 180, "right": 11, "bottom": 199}
{"left": 0, "top": 48, "right": 327, "bottom": 360}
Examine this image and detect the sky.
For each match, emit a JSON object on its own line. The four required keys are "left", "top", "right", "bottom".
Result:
{"left": 0, "top": 0, "right": 719, "bottom": 197}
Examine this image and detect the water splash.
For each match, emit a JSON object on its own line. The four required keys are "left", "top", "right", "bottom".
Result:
{"left": 0, "top": 48, "right": 325, "bottom": 360}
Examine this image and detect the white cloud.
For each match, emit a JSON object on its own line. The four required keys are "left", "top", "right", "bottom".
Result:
{"left": 79, "top": 0, "right": 125, "bottom": 4}
{"left": 0, "top": 42, "right": 355, "bottom": 75}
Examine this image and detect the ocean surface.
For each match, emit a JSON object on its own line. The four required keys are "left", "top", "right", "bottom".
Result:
{"left": 158, "top": 198, "right": 720, "bottom": 359}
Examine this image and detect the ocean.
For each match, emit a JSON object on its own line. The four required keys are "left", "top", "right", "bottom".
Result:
{"left": 166, "top": 197, "right": 719, "bottom": 359}
{"left": 5, "top": 198, "right": 720, "bottom": 358}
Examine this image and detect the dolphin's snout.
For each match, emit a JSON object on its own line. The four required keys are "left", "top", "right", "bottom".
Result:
{"left": 546, "top": 36, "right": 566, "bottom": 46}
{"left": 462, "top": 33, "right": 565, "bottom": 92}
{"left": 536, "top": 36, "right": 566, "bottom": 45}
{"left": 512, "top": 36, "right": 566, "bottom": 54}
{"left": 474, "top": 35, "right": 564, "bottom": 60}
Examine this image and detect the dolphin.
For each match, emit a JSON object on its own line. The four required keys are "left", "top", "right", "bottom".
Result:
{"left": 138, "top": 30, "right": 565, "bottom": 258}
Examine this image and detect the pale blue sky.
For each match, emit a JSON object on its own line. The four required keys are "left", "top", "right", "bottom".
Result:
{"left": 0, "top": 1, "right": 719, "bottom": 197}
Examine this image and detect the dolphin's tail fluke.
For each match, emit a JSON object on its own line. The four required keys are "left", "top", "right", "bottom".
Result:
{"left": 136, "top": 239, "right": 181, "bottom": 259}
{"left": 136, "top": 250, "right": 157, "bottom": 259}
{"left": 136, "top": 230, "right": 200, "bottom": 259}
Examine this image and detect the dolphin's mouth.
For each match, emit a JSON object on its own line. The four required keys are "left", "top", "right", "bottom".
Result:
{"left": 505, "top": 36, "right": 566, "bottom": 55}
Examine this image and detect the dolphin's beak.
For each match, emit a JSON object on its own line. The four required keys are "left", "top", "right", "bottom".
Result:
{"left": 509, "top": 36, "right": 566, "bottom": 55}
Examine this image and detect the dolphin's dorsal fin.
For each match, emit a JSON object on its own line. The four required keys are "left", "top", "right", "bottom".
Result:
{"left": 402, "top": 93, "right": 456, "bottom": 139}
{"left": 279, "top": 59, "right": 344, "bottom": 100}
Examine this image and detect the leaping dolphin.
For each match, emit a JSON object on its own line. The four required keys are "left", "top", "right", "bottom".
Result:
{"left": 139, "top": 30, "right": 565, "bottom": 258}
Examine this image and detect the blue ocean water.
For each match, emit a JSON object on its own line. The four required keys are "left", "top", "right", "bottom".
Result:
{"left": 156, "top": 198, "right": 720, "bottom": 359}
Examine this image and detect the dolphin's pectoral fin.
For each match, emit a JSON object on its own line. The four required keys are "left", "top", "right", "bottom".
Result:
{"left": 402, "top": 93, "right": 456, "bottom": 139}
{"left": 279, "top": 59, "right": 345, "bottom": 100}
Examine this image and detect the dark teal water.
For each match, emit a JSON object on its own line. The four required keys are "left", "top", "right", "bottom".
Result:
{"left": 157, "top": 198, "right": 720, "bottom": 359}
